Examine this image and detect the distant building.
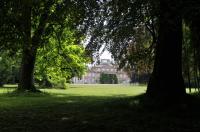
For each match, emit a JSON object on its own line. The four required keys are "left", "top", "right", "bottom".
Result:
{"left": 72, "top": 59, "right": 130, "bottom": 84}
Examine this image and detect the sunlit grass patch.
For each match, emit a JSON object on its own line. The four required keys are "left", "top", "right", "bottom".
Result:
{"left": 41, "top": 84, "right": 146, "bottom": 97}
{"left": 0, "top": 84, "right": 146, "bottom": 110}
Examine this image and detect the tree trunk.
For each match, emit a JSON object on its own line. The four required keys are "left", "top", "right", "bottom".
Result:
{"left": 146, "top": 0, "right": 186, "bottom": 99}
{"left": 18, "top": 48, "right": 38, "bottom": 91}
{"left": 186, "top": 62, "right": 191, "bottom": 93}
{"left": 17, "top": 1, "right": 50, "bottom": 92}
{"left": 17, "top": 1, "right": 38, "bottom": 92}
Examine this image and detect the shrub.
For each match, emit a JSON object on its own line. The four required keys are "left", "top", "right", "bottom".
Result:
{"left": 100, "top": 73, "right": 118, "bottom": 84}
{"left": 50, "top": 78, "right": 69, "bottom": 89}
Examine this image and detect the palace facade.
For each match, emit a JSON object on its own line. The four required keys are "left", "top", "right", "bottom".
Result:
{"left": 72, "top": 59, "right": 130, "bottom": 84}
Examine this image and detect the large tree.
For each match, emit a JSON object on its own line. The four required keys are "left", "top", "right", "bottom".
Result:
{"left": 84, "top": 0, "right": 188, "bottom": 99}
{"left": 1, "top": 0, "right": 98, "bottom": 92}
{"left": 18, "top": 1, "right": 67, "bottom": 91}
{"left": 146, "top": 0, "right": 186, "bottom": 98}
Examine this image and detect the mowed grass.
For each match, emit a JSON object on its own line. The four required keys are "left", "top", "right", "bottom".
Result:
{"left": 0, "top": 84, "right": 146, "bottom": 110}
{"left": 42, "top": 84, "right": 146, "bottom": 97}
{"left": 0, "top": 84, "right": 200, "bottom": 132}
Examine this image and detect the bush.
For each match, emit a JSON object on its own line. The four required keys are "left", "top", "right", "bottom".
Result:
{"left": 36, "top": 78, "right": 53, "bottom": 88}
{"left": 50, "top": 78, "right": 69, "bottom": 89}
{"left": 100, "top": 73, "right": 118, "bottom": 84}
{"left": 0, "top": 53, "right": 20, "bottom": 85}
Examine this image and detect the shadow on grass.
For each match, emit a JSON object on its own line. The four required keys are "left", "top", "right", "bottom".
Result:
{"left": 0, "top": 91, "right": 200, "bottom": 131}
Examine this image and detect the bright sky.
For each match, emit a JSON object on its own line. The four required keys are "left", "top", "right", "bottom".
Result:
{"left": 100, "top": 50, "right": 112, "bottom": 60}
{"left": 83, "top": 38, "right": 112, "bottom": 60}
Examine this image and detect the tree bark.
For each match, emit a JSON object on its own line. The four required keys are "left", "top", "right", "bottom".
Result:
{"left": 17, "top": 1, "right": 51, "bottom": 92}
{"left": 18, "top": 48, "right": 37, "bottom": 91}
{"left": 18, "top": 1, "right": 38, "bottom": 92}
{"left": 146, "top": 0, "right": 186, "bottom": 99}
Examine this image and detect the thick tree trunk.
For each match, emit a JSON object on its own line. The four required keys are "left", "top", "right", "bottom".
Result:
{"left": 17, "top": 2, "right": 38, "bottom": 92}
{"left": 17, "top": 1, "right": 51, "bottom": 92}
{"left": 18, "top": 48, "right": 38, "bottom": 91}
{"left": 146, "top": 0, "right": 186, "bottom": 99}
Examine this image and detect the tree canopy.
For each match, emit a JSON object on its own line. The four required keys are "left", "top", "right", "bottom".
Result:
{"left": 0, "top": 0, "right": 97, "bottom": 91}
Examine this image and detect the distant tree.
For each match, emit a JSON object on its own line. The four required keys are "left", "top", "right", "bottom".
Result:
{"left": 119, "top": 25, "right": 154, "bottom": 84}
{"left": 182, "top": 24, "right": 192, "bottom": 91}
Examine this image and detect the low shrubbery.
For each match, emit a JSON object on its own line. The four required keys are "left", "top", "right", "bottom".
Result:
{"left": 100, "top": 73, "right": 118, "bottom": 84}
{"left": 38, "top": 78, "right": 69, "bottom": 89}
{"left": 50, "top": 78, "right": 69, "bottom": 89}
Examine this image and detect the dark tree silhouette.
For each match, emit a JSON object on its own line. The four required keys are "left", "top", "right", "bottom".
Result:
{"left": 146, "top": 0, "right": 186, "bottom": 99}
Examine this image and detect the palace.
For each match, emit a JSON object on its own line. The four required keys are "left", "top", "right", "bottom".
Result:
{"left": 72, "top": 59, "right": 130, "bottom": 84}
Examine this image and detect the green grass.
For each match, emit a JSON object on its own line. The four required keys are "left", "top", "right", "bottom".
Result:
{"left": 42, "top": 84, "right": 146, "bottom": 97}
{"left": 0, "top": 84, "right": 200, "bottom": 132}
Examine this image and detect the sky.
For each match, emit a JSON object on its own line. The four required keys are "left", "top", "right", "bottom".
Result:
{"left": 83, "top": 38, "right": 112, "bottom": 60}
{"left": 100, "top": 50, "right": 112, "bottom": 60}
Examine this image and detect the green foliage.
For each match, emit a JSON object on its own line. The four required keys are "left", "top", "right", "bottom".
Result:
{"left": 35, "top": 27, "right": 89, "bottom": 88}
{"left": 0, "top": 51, "right": 20, "bottom": 86}
{"left": 0, "top": 0, "right": 99, "bottom": 91}
{"left": 118, "top": 25, "right": 154, "bottom": 83}
{"left": 84, "top": 0, "right": 158, "bottom": 58}
{"left": 82, "top": 0, "right": 156, "bottom": 83}
{"left": 49, "top": 78, "right": 69, "bottom": 89}
{"left": 100, "top": 73, "right": 118, "bottom": 84}
{"left": 0, "top": 0, "right": 23, "bottom": 52}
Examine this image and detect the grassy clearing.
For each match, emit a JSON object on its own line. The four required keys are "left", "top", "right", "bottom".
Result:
{"left": 0, "top": 84, "right": 200, "bottom": 132}
{"left": 42, "top": 84, "right": 146, "bottom": 97}
{"left": 0, "top": 84, "right": 146, "bottom": 109}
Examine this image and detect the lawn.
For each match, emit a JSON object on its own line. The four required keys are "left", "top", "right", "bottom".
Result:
{"left": 0, "top": 84, "right": 200, "bottom": 132}
{"left": 42, "top": 84, "right": 146, "bottom": 97}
